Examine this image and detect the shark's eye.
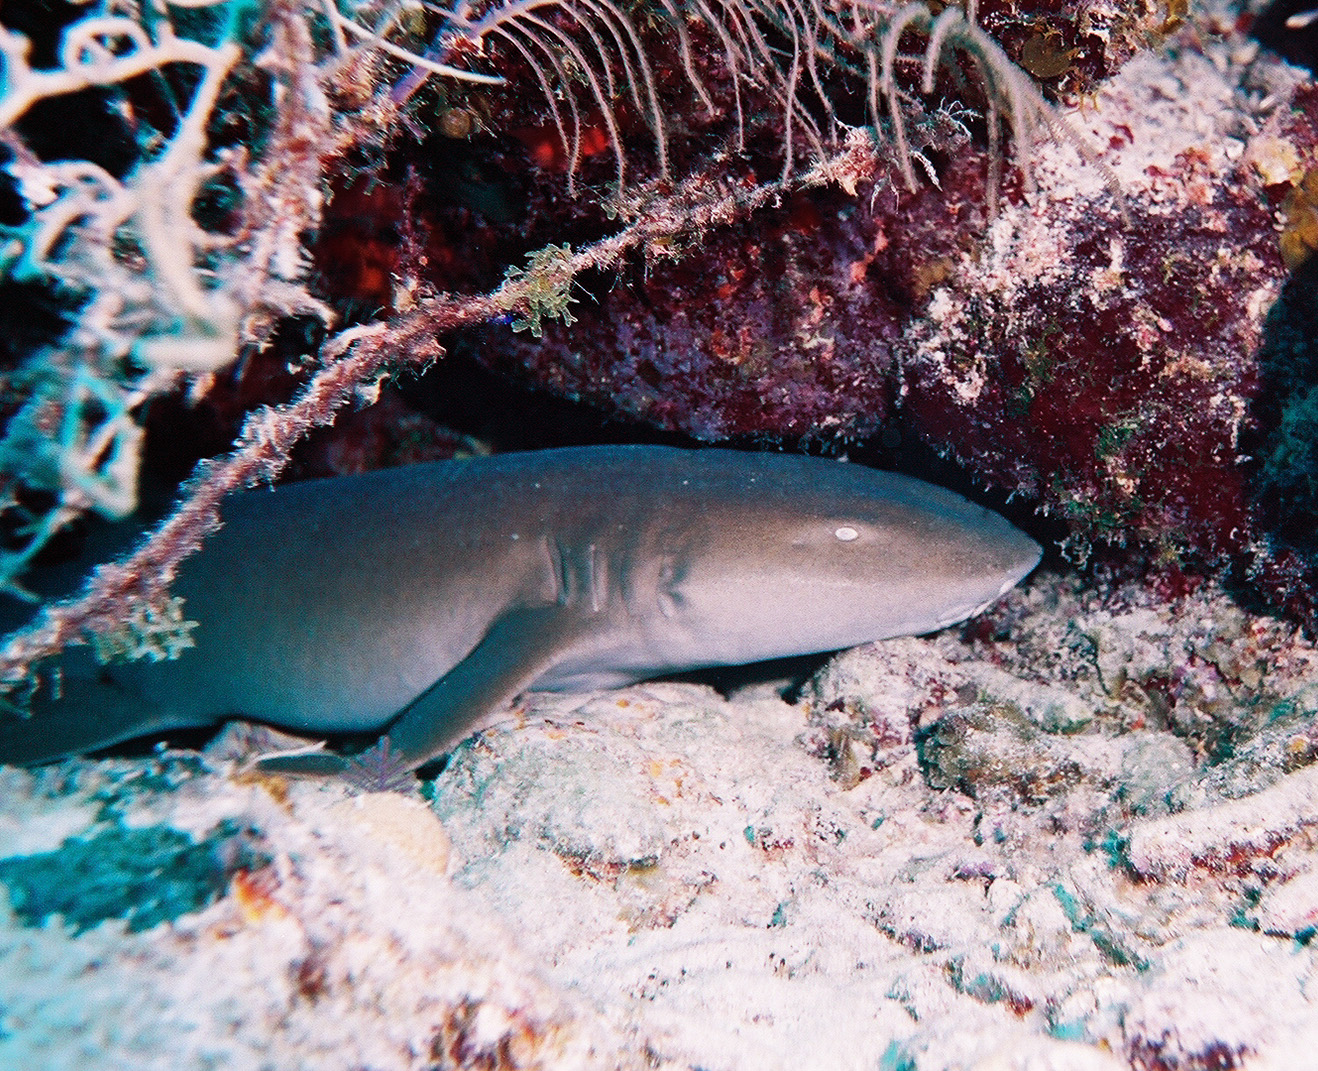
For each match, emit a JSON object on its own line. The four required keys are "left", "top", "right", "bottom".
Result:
{"left": 834, "top": 525, "right": 860, "bottom": 542}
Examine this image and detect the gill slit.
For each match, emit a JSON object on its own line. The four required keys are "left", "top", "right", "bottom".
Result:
{"left": 544, "top": 536, "right": 570, "bottom": 606}
{"left": 588, "top": 543, "right": 605, "bottom": 613}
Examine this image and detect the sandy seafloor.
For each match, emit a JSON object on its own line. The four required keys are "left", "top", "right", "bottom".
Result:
{"left": 6, "top": 567, "right": 1318, "bottom": 1070}
{"left": 4, "top": 18, "right": 1318, "bottom": 1071}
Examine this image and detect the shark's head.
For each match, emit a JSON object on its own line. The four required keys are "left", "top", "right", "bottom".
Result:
{"left": 657, "top": 454, "right": 1042, "bottom": 666}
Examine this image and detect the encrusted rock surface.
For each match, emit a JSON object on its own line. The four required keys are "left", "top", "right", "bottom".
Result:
{"left": 6, "top": 570, "right": 1318, "bottom": 1069}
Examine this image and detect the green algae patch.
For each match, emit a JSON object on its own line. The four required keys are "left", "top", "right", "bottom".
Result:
{"left": 0, "top": 820, "right": 264, "bottom": 934}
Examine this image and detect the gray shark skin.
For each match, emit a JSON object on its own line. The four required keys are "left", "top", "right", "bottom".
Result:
{"left": 0, "top": 445, "right": 1041, "bottom": 772}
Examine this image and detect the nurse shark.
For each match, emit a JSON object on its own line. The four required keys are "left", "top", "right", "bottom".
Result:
{"left": 0, "top": 445, "right": 1041, "bottom": 774}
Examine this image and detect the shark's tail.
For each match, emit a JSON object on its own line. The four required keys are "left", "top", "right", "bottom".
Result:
{"left": 0, "top": 673, "right": 197, "bottom": 766}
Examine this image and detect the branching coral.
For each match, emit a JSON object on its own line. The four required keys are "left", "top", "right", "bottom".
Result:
{"left": 0, "top": 13, "right": 235, "bottom": 581}
{"left": 0, "top": 0, "right": 335, "bottom": 596}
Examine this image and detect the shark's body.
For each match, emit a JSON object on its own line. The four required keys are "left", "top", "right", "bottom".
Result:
{"left": 0, "top": 445, "right": 1040, "bottom": 771}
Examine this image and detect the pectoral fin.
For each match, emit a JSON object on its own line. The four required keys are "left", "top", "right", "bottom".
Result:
{"left": 257, "top": 604, "right": 592, "bottom": 778}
